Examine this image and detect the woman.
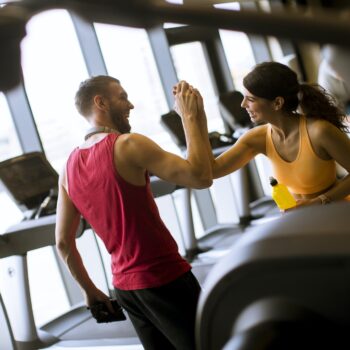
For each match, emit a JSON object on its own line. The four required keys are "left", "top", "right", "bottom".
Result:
{"left": 211, "top": 61, "right": 350, "bottom": 207}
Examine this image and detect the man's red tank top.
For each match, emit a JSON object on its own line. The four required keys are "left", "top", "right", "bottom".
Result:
{"left": 66, "top": 133, "right": 190, "bottom": 290}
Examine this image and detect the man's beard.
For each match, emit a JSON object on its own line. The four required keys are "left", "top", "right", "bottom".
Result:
{"left": 111, "top": 111, "right": 131, "bottom": 134}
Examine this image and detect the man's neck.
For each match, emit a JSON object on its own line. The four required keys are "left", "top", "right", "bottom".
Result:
{"left": 85, "top": 125, "right": 120, "bottom": 141}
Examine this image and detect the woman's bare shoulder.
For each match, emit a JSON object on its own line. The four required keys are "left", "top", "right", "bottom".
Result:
{"left": 239, "top": 124, "right": 268, "bottom": 154}
{"left": 243, "top": 124, "right": 269, "bottom": 137}
{"left": 307, "top": 118, "right": 341, "bottom": 139}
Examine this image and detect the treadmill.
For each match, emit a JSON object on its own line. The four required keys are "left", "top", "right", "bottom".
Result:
{"left": 0, "top": 153, "right": 142, "bottom": 349}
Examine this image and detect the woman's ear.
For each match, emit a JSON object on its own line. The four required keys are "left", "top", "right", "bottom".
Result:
{"left": 273, "top": 96, "right": 285, "bottom": 111}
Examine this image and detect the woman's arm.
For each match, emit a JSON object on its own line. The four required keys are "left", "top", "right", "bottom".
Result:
{"left": 210, "top": 125, "right": 266, "bottom": 179}
{"left": 190, "top": 86, "right": 266, "bottom": 179}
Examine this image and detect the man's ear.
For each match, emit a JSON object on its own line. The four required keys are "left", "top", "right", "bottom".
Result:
{"left": 94, "top": 95, "right": 108, "bottom": 111}
{"left": 273, "top": 96, "right": 285, "bottom": 111}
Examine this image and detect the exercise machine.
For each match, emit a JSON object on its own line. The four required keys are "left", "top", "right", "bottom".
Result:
{"left": 196, "top": 202, "right": 350, "bottom": 350}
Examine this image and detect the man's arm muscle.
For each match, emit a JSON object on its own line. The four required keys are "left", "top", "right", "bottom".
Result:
{"left": 117, "top": 133, "right": 212, "bottom": 189}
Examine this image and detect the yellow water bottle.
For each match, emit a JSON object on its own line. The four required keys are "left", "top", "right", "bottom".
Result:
{"left": 269, "top": 176, "right": 296, "bottom": 210}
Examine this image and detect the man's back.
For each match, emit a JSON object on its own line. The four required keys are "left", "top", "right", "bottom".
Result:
{"left": 66, "top": 133, "right": 190, "bottom": 290}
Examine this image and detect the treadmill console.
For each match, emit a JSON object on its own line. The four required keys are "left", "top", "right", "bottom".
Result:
{"left": 0, "top": 152, "right": 58, "bottom": 217}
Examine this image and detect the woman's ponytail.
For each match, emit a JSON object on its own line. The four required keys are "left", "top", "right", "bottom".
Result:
{"left": 299, "top": 83, "right": 348, "bottom": 133}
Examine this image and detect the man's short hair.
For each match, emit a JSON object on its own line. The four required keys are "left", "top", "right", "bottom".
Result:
{"left": 75, "top": 75, "right": 120, "bottom": 116}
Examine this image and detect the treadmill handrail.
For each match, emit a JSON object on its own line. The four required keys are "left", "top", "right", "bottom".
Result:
{"left": 0, "top": 177, "right": 180, "bottom": 259}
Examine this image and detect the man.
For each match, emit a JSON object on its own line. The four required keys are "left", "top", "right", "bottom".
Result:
{"left": 55, "top": 75, "right": 212, "bottom": 350}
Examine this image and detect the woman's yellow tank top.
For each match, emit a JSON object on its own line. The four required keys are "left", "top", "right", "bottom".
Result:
{"left": 266, "top": 116, "right": 336, "bottom": 195}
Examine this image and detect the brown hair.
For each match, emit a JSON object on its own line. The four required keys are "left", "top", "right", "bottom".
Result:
{"left": 243, "top": 62, "right": 348, "bottom": 132}
{"left": 75, "top": 75, "right": 120, "bottom": 116}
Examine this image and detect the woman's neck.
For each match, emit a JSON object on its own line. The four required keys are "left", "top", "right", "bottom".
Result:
{"left": 270, "top": 112, "right": 300, "bottom": 139}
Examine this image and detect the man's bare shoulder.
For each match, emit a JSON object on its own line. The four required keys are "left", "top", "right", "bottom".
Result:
{"left": 116, "top": 133, "right": 148, "bottom": 146}
{"left": 114, "top": 133, "right": 159, "bottom": 168}
{"left": 115, "top": 133, "right": 157, "bottom": 153}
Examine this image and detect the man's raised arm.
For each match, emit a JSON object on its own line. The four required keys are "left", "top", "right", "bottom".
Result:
{"left": 115, "top": 81, "right": 213, "bottom": 189}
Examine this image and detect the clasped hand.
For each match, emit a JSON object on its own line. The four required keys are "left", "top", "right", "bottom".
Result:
{"left": 173, "top": 80, "right": 204, "bottom": 119}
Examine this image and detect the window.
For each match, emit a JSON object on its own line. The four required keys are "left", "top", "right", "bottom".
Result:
{"left": 0, "top": 93, "right": 22, "bottom": 233}
{"left": 219, "top": 29, "right": 256, "bottom": 93}
{"left": 165, "top": 0, "right": 183, "bottom": 4}
{"left": 21, "top": 10, "right": 89, "bottom": 173}
{"left": 27, "top": 247, "right": 70, "bottom": 326}
{"left": 214, "top": 2, "right": 241, "bottom": 10}
{"left": 218, "top": 3, "right": 255, "bottom": 94}
{"left": 170, "top": 41, "right": 225, "bottom": 133}
{"left": 19, "top": 9, "right": 89, "bottom": 325}
{"left": 94, "top": 24, "right": 179, "bottom": 154}
{"left": 0, "top": 94, "right": 23, "bottom": 331}
{"left": 0, "top": 93, "right": 21, "bottom": 162}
